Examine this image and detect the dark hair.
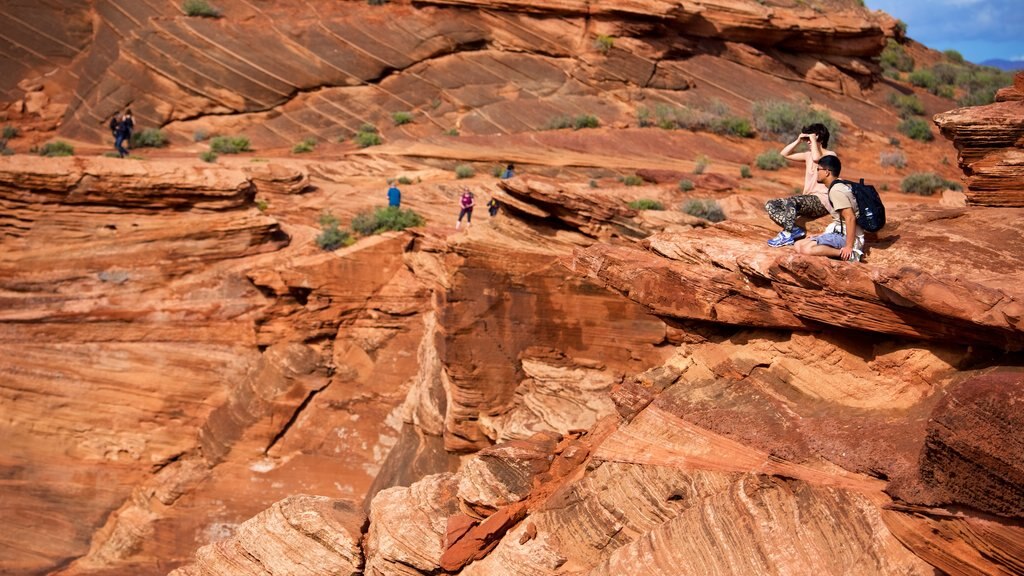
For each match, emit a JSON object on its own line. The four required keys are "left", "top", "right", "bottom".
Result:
{"left": 818, "top": 154, "right": 842, "bottom": 177}
{"left": 802, "top": 123, "right": 830, "bottom": 147}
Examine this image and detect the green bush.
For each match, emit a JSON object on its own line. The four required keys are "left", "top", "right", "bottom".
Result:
{"left": 681, "top": 199, "right": 725, "bottom": 222}
{"left": 544, "top": 114, "right": 599, "bottom": 130}
{"left": 2, "top": 126, "right": 18, "bottom": 139}
{"left": 445, "top": 128, "right": 459, "bottom": 136}
{"left": 209, "top": 135, "right": 251, "bottom": 154}
{"left": 392, "top": 111, "right": 413, "bottom": 126}
{"left": 887, "top": 93, "right": 924, "bottom": 118}
{"left": 637, "top": 107, "right": 652, "bottom": 127}
{"left": 255, "top": 199, "right": 269, "bottom": 212}
{"left": 595, "top": 35, "right": 615, "bottom": 54}
{"left": 589, "top": 179, "right": 598, "bottom": 188}
{"left": 956, "top": 66, "right": 1015, "bottom": 106}
{"left": 711, "top": 116, "right": 754, "bottom": 138}
{"left": 628, "top": 199, "right": 664, "bottom": 210}
{"left": 397, "top": 176, "right": 413, "bottom": 185}
{"left": 621, "top": 175, "right": 644, "bottom": 186}
{"left": 693, "top": 155, "right": 709, "bottom": 175}
{"left": 455, "top": 164, "right": 475, "bottom": 179}
{"left": 678, "top": 179, "right": 694, "bottom": 192}
{"left": 752, "top": 99, "right": 840, "bottom": 143}
{"left": 292, "top": 137, "right": 316, "bottom": 154}
{"left": 368, "top": 0, "right": 389, "bottom": 4}
{"left": 908, "top": 69, "right": 938, "bottom": 92}
{"left": 200, "top": 150, "right": 218, "bottom": 163}
{"left": 943, "top": 49, "right": 965, "bottom": 64}
{"left": 355, "top": 129, "right": 382, "bottom": 148}
{"left": 740, "top": 165, "right": 752, "bottom": 179}
{"left": 879, "top": 150, "right": 906, "bottom": 168}
{"left": 39, "top": 140, "right": 74, "bottom": 157}
{"left": 643, "top": 102, "right": 752, "bottom": 138}
{"left": 755, "top": 149, "right": 787, "bottom": 171}
{"left": 900, "top": 172, "right": 955, "bottom": 196}
{"left": 880, "top": 39, "right": 914, "bottom": 73}
{"left": 316, "top": 212, "right": 352, "bottom": 250}
{"left": 351, "top": 206, "right": 425, "bottom": 236}
{"left": 898, "top": 118, "right": 933, "bottom": 141}
{"left": 183, "top": 0, "right": 221, "bottom": 17}
{"left": 130, "top": 128, "right": 168, "bottom": 148}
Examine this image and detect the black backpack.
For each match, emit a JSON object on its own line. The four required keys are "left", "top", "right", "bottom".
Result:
{"left": 829, "top": 178, "right": 885, "bottom": 232}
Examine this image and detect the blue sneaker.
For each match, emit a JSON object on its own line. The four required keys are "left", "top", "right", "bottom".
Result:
{"left": 767, "top": 226, "right": 804, "bottom": 247}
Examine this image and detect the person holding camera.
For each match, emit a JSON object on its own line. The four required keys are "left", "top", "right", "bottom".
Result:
{"left": 764, "top": 123, "right": 837, "bottom": 247}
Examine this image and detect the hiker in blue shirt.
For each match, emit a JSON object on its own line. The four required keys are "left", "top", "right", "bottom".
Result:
{"left": 501, "top": 163, "right": 514, "bottom": 179}
{"left": 387, "top": 179, "right": 401, "bottom": 208}
{"left": 113, "top": 112, "right": 132, "bottom": 158}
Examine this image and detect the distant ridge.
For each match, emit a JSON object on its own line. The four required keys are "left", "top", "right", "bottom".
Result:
{"left": 980, "top": 59, "right": 1023, "bottom": 71}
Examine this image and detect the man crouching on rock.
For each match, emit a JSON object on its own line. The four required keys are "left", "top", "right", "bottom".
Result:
{"left": 794, "top": 155, "right": 864, "bottom": 262}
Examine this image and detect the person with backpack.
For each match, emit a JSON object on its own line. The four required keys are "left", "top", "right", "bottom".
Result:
{"left": 113, "top": 112, "right": 131, "bottom": 158}
{"left": 794, "top": 155, "right": 864, "bottom": 262}
{"left": 487, "top": 197, "right": 499, "bottom": 217}
{"left": 765, "top": 123, "right": 837, "bottom": 247}
{"left": 501, "top": 163, "right": 514, "bottom": 179}
{"left": 456, "top": 188, "right": 475, "bottom": 230}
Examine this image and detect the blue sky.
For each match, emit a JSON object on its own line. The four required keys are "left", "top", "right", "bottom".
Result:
{"left": 864, "top": 0, "right": 1024, "bottom": 64}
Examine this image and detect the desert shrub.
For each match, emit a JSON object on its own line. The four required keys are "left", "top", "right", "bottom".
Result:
{"left": 39, "top": 140, "right": 74, "bottom": 157}
{"left": 200, "top": 150, "right": 218, "bottom": 163}
{"left": 628, "top": 199, "right": 663, "bottom": 210}
{"left": 368, "top": 0, "right": 389, "bottom": 4}
{"left": 956, "top": 66, "right": 1014, "bottom": 106}
{"left": 316, "top": 212, "right": 352, "bottom": 250}
{"left": 544, "top": 114, "right": 599, "bottom": 130}
{"left": 908, "top": 69, "right": 938, "bottom": 92}
{"left": 445, "top": 128, "right": 459, "bottom": 136}
{"left": 637, "top": 107, "right": 652, "bottom": 127}
{"left": 930, "top": 62, "right": 961, "bottom": 86}
{"left": 755, "top": 149, "right": 786, "bottom": 171}
{"left": 292, "top": 137, "right": 316, "bottom": 154}
{"left": 894, "top": 20, "right": 907, "bottom": 38}
{"left": 130, "top": 128, "right": 168, "bottom": 148}
{"left": 898, "top": 118, "right": 933, "bottom": 141}
{"left": 392, "top": 111, "right": 413, "bottom": 126}
{"left": 646, "top": 102, "right": 752, "bottom": 138}
{"left": 2, "top": 126, "right": 18, "bottom": 139}
{"left": 901, "top": 172, "right": 955, "bottom": 196}
{"left": 351, "top": 206, "right": 425, "bottom": 236}
{"left": 595, "top": 35, "right": 615, "bottom": 54}
{"left": 255, "top": 199, "right": 268, "bottom": 212}
{"left": 183, "top": 0, "right": 221, "bottom": 17}
{"left": 589, "top": 179, "right": 598, "bottom": 188}
{"left": 943, "top": 49, "right": 965, "bottom": 64}
{"left": 740, "top": 165, "right": 752, "bottom": 179}
{"left": 209, "top": 135, "right": 250, "bottom": 154}
{"left": 752, "top": 99, "right": 839, "bottom": 143}
{"left": 455, "top": 164, "right": 475, "bottom": 179}
{"left": 1, "top": 147, "right": 13, "bottom": 156}
{"left": 887, "top": 93, "right": 924, "bottom": 118}
{"left": 880, "top": 39, "right": 913, "bottom": 73}
{"left": 693, "top": 155, "right": 709, "bottom": 175}
{"left": 544, "top": 115, "right": 573, "bottom": 130}
{"left": 621, "top": 175, "right": 645, "bottom": 186}
{"left": 879, "top": 150, "right": 907, "bottom": 168}
{"left": 889, "top": 136, "right": 901, "bottom": 147}
{"left": 712, "top": 116, "right": 754, "bottom": 138}
{"left": 681, "top": 199, "right": 725, "bottom": 222}
{"left": 397, "top": 176, "right": 413, "bottom": 185}
{"left": 678, "top": 179, "right": 694, "bottom": 192}
{"left": 355, "top": 126, "right": 382, "bottom": 148}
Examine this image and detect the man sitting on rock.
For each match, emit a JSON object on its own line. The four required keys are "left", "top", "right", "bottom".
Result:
{"left": 765, "top": 123, "right": 837, "bottom": 247}
{"left": 794, "top": 154, "right": 864, "bottom": 262}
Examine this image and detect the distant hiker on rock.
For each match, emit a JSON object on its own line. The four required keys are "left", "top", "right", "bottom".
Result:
{"left": 765, "top": 123, "right": 837, "bottom": 247}
{"left": 112, "top": 112, "right": 132, "bottom": 158}
{"left": 501, "top": 163, "right": 514, "bottom": 179}
{"left": 487, "top": 197, "right": 499, "bottom": 217}
{"left": 122, "top": 109, "right": 135, "bottom": 147}
{"left": 456, "top": 188, "right": 475, "bottom": 230}
{"left": 387, "top": 179, "right": 401, "bottom": 208}
{"left": 794, "top": 155, "right": 864, "bottom": 262}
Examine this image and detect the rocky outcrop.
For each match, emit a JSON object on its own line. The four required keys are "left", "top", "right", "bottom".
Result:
{"left": 935, "top": 71, "right": 1024, "bottom": 207}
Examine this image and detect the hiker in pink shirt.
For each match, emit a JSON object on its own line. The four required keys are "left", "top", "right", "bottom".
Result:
{"left": 456, "top": 188, "right": 475, "bottom": 230}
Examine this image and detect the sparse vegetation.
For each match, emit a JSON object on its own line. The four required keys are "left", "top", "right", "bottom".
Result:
{"left": 209, "top": 135, "right": 251, "bottom": 154}
{"left": 740, "top": 165, "right": 752, "bottom": 179}
{"left": 589, "top": 179, "right": 598, "bottom": 188}
{"left": 752, "top": 99, "right": 839, "bottom": 143}
{"left": 621, "top": 175, "right": 645, "bottom": 186}
{"left": 200, "top": 150, "right": 218, "bottom": 163}
{"left": 880, "top": 39, "right": 913, "bottom": 74}
{"left": 255, "top": 199, "right": 269, "bottom": 212}
{"left": 39, "top": 140, "right": 74, "bottom": 157}
{"left": 755, "top": 149, "right": 787, "bottom": 171}
{"left": 292, "top": 137, "right": 317, "bottom": 154}
{"left": 595, "top": 35, "right": 615, "bottom": 54}
{"left": 183, "top": 0, "right": 221, "bottom": 17}
{"left": 693, "top": 155, "right": 709, "bottom": 175}
{"left": 638, "top": 101, "right": 753, "bottom": 138}
{"left": 678, "top": 179, "right": 694, "bottom": 192}
{"left": 455, "top": 164, "right": 475, "bottom": 179}
{"left": 397, "top": 176, "right": 413, "bottom": 185}
{"left": 350, "top": 206, "right": 425, "bottom": 236}
{"left": 879, "top": 150, "right": 907, "bottom": 169}
{"left": 628, "top": 199, "right": 664, "bottom": 210}
{"left": 2, "top": 126, "right": 18, "bottom": 139}
{"left": 898, "top": 118, "right": 933, "bottom": 141}
{"left": 908, "top": 69, "right": 938, "bottom": 92}
{"left": 681, "top": 199, "right": 725, "bottom": 222}
{"left": 392, "top": 111, "right": 413, "bottom": 126}
{"left": 887, "top": 93, "right": 924, "bottom": 118}
{"left": 316, "top": 212, "right": 353, "bottom": 250}
{"left": 131, "top": 128, "right": 168, "bottom": 148}
{"left": 445, "top": 128, "right": 459, "bottom": 136}
{"left": 368, "top": 0, "right": 389, "bottom": 5}
{"left": 944, "top": 49, "right": 965, "bottom": 64}
{"left": 491, "top": 165, "right": 504, "bottom": 177}
{"left": 193, "top": 130, "right": 208, "bottom": 142}
{"left": 544, "top": 114, "right": 599, "bottom": 131}
{"left": 355, "top": 125, "right": 382, "bottom": 148}
{"left": 901, "top": 172, "right": 959, "bottom": 196}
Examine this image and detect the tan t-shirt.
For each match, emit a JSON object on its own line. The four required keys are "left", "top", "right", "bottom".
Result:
{"left": 805, "top": 152, "right": 838, "bottom": 216}
{"left": 827, "top": 181, "right": 864, "bottom": 243}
